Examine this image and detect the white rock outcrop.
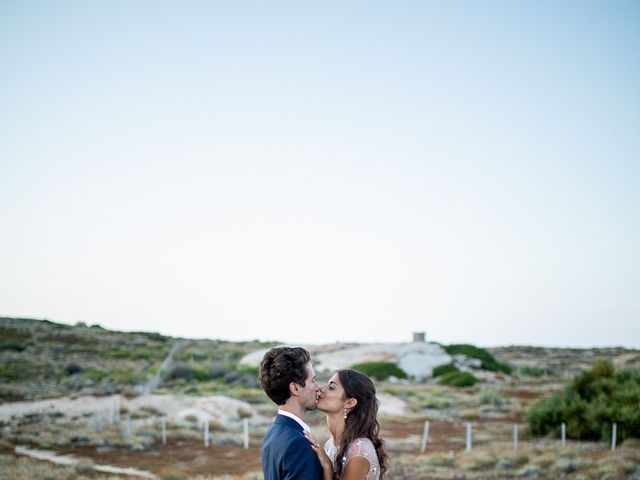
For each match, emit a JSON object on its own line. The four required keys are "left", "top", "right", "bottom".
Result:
{"left": 239, "top": 342, "right": 452, "bottom": 381}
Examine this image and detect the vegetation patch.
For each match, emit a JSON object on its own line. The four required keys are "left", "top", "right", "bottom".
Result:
{"left": 527, "top": 358, "right": 640, "bottom": 443}
{"left": 444, "top": 344, "right": 512, "bottom": 373}
{"left": 437, "top": 371, "right": 478, "bottom": 387}
{"left": 432, "top": 362, "right": 459, "bottom": 377}
{"left": 519, "top": 365, "right": 546, "bottom": 377}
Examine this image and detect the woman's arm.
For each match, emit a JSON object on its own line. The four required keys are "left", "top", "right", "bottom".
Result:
{"left": 304, "top": 431, "right": 335, "bottom": 480}
{"left": 342, "top": 456, "right": 370, "bottom": 480}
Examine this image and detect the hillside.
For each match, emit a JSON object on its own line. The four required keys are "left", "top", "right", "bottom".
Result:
{"left": 0, "top": 317, "right": 275, "bottom": 403}
{"left": 1, "top": 317, "right": 639, "bottom": 480}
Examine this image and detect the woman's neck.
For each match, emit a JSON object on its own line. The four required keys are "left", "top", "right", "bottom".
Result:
{"left": 326, "top": 412, "right": 345, "bottom": 443}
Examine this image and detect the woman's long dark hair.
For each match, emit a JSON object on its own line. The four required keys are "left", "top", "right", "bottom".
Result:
{"left": 335, "top": 369, "right": 388, "bottom": 479}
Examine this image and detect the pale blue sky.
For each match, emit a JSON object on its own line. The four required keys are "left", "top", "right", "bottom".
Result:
{"left": 1, "top": 1, "right": 639, "bottom": 347}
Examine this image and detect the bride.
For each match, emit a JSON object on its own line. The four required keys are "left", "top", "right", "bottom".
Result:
{"left": 305, "top": 369, "right": 388, "bottom": 480}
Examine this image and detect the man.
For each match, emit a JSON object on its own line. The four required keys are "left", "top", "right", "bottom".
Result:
{"left": 259, "top": 346, "right": 323, "bottom": 480}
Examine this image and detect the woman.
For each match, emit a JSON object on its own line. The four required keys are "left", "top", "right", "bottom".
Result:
{"left": 304, "top": 369, "right": 388, "bottom": 480}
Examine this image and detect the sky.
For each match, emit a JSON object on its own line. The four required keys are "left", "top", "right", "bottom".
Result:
{"left": 1, "top": 1, "right": 639, "bottom": 348}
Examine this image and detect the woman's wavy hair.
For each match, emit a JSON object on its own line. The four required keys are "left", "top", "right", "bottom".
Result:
{"left": 335, "top": 369, "right": 388, "bottom": 479}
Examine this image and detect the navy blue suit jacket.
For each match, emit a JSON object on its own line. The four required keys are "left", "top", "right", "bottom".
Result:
{"left": 262, "top": 414, "right": 323, "bottom": 480}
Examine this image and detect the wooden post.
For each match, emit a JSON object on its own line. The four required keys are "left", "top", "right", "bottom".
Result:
{"left": 611, "top": 423, "right": 617, "bottom": 451}
{"left": 115, "top": 396, "right": 121, "bottom": 423}
{"left": 465, "top": 423, "right": 472, "bottom": 452}
{"left": 204, "top": 421, "right": 210, "bottom": 447}
{"left": 243, "top": 418, "right": 249, "bottom": 449}
{"left": 126, "top": 414, "right": 131, "bottom": 438}
{"left": 420, "top": 421, "right": 430, "bottom": 454}
{"left": 513, "top": 423, "right": 518, "bottom": 451}
{"left": 162, "top": 417, "right": 167, "bottom": 445}
{"left": 561, "top": 423, "right": 566, "bottom": 446}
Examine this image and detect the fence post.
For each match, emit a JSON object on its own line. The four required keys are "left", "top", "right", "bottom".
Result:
{"left": 513, "top": 423, "right": 518, "bottom": 451}
{"left": 161, "top": 417, "right": 167, "bottom": 446}
{"left": 465, "top": 423, "right": 472, "bottom": 452}
{"left": 420, "top": 421, "right": 430, "bottom": 454}
{"left": 204, "top": 421, "right": 210, "bottom": 447}
{"left": 561, "top": 423, "right": 566, "bottom": 446}
{"left": 243, "top": 418, "right": 249, "bottom": 449}
{"left": 611, "top": 423, "right": 617, "bottom": 451}
{"left": 115, "top": 396, "right": 121, "bottom": 423}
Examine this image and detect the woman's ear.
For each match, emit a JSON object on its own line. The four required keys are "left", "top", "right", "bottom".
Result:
{"left": 345, "top": 398, "right": 357, "bottom": 409}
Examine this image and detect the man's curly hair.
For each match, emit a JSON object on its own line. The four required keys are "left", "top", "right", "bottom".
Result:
{"left": 258, "top": 346, "right": 311, "bottom": 405}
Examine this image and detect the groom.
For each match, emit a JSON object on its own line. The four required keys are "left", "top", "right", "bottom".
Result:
{"left": 259, "top": 346, "right": 323, "bottom": 480}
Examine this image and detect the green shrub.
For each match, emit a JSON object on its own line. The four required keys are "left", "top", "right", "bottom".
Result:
{"left": 527, "top": 358, "right": 640, "bottom": 443}
{"left": 82, "top": 368, "right": 108, "bottom": 381}
{"left": 432, "top": 363, "right": 459, "bottom": 377}
{"left": 437, "top": 371, "right": 477, "bottom": 387}
{"left": 107, "top": 368, "right": 144, "bottom": 384}
{"left": 145, "top": 332, "right": 168, "bottom": 342}
{"left": 519, "top": 366, "right": 546, "bottom": 377}
{"left": 64, "top": 363, "right": 83, "bottom": 375}
{"left": 163, "top": 364, "right": 199, "bottom": 382}
{"left": 349, "top": 362, "right": 407, "bottom": 381}
{"left": 163, "top": 364, "right": 218, "bottom": 383}
{"left": 0, "top": 363, "right": 32, "bottom": 382}
{"left": 444, "top": 344, "right": 511, "bottom": 374}
{"left": 0, "top": 341, "right": 27, "bottom": 352}
{"left": 191, "top": 367, "right": 211, "bottom": 382}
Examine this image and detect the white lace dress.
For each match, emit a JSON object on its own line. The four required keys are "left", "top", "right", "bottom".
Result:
{"left": 325, "top": 437, "right": 380, "bottom": 480}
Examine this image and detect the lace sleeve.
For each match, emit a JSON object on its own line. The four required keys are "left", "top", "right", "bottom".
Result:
{"left": 344, "top": 437, "right": 379, "bottom": 469}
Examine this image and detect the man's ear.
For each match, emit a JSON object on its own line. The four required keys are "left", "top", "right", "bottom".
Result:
{"left": 289, "top": 382, "right": 300, "bottom": 397}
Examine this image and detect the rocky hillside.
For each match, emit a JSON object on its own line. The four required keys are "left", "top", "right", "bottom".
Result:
{"left": 0, "top": 317, "right": 274, "bottom": 403}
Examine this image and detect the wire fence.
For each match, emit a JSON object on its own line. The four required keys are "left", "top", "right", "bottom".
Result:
{"left": 414, "top": 419, "right": 633, "bottom": 454}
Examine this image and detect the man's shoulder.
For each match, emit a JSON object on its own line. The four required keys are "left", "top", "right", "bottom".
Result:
{"left": 273, "top": 414, "right": 305, "bottom": 431}
{"left": 264, "top": 415, "right": 304, "bottom": 441}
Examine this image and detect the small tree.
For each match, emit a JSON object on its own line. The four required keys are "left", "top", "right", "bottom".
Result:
{"left": 527, "top": 358, "right": 640, "bottom": 443}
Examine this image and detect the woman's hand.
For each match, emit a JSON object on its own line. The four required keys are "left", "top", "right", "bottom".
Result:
{"left": 304, "top": 431, "right": 335, "bottom": 479}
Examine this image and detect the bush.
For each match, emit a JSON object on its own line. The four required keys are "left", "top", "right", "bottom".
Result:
{"left": 519, "top": 366, "right": 546, "bottom": 377}
{"left": 163, "top": 364, "right": 199, "bottom": 382}
{"left": 0, "top": 341, "right": 27, "bottom": 352}
{"left": 64, "top": 363, "right": 83, "bottom": 375}
{"left": 107, "top": 368, "right": 144, "bottom": 384}
{"left": 349, "top": 362, "right": 408, "bottom": 381}
{"left": 437, "top": 371, "right": 478, "bottom": 387}
{"left": 432, "top": 363, "right": 459, "bottom": 377}
{"left": 527, "top": 358, "right": 640, "bottom": 443}
{"left": 0, "top": 363, "right": 32, "bottom": 382}
{"left": 83, "top": 368, "right": 108, "bottom": 381}
{"left": 444, "top": 344, "right": 512, "bottom": 374}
